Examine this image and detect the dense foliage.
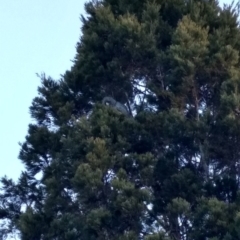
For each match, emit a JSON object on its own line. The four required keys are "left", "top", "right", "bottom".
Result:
{"left": 1, "top": 0, "right": 240, "bottom": 239}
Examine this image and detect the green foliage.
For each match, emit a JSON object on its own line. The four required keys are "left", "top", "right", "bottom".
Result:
{"left": 1, "top": 0, "right": 240, "bottom": 239}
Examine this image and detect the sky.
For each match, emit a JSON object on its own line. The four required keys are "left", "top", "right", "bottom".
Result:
{"left": 0, "top": 1, "right": 86, "bottom": 181}
{"left": 0, "top": 0, "right": 235, "bottom": 184}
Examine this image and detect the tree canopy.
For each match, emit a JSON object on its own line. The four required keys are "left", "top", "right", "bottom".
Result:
{"left": 1, "top": 0, "right": 240, "bottom": 239}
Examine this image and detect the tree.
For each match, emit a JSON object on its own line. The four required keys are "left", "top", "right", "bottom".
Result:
{"left": 1, "top": 0, "right": 240, "bottom": 239}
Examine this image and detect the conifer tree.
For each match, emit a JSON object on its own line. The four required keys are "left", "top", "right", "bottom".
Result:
{"left": 1, "top": 0, "right": 240, "bottom": 239}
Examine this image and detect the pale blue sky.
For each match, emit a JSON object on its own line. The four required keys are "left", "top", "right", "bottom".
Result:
{"left": 0, "top": 0, "right": 233, "bottom": 182}
{"left": 0, "top": 1, "right": 85, "bottom": 181}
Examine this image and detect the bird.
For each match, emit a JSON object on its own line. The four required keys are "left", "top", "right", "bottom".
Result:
{"left": 102, "top": 96, "right": 130, "bottom": 116}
